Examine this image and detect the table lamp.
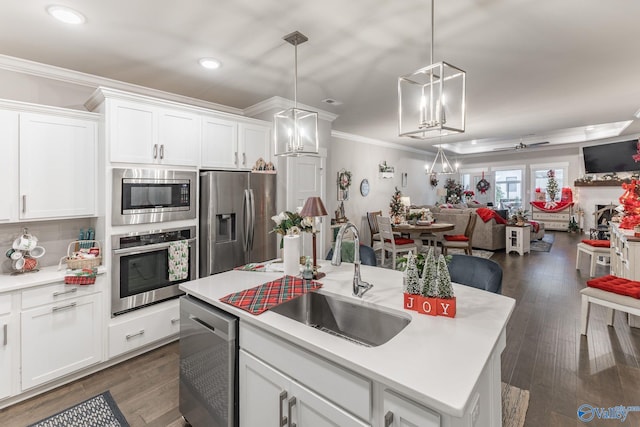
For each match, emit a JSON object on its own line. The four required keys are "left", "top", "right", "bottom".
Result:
{"left": 300, "top": 196, "right": 328, "bottom": 279}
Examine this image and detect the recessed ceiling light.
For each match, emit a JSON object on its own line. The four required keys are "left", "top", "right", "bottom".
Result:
{"left": 471, "top": 140, "right": 477, "bottom": 145}
{"left": 322, "top": 98, "right": 342, "bottom": 106}
{"left": 46, "top": 5, "right": 86, "bottom": 25}
{"left": 199, "top": 58, "right": 222, "bottom": 70}
{"left": 585, "top": 126, "right": 595, "bottom": 131}
{"left": 634, "top": 108, "right": 640, "bottom": 119}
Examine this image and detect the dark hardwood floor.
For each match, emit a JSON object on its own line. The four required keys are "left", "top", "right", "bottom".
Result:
{"left": 1, "top": 231, "right": 639, "bottom": 426}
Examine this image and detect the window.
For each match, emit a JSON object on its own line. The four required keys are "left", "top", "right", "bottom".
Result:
{"left": 530, "top": 163, "right": 568, "bottom": 203}
{"left": 495, "top": 169, "right": 522, "bottom": 210}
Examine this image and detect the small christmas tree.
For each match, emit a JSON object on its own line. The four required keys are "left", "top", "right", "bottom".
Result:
{"left": 436, "top": 254, "right": 454, "bottom": 299}
{"left": 404, "top": 251, "right": 421, "bottom": 295}
{"left": 421, "top": 248, "right": 438, "bottom": 297}
{"left": 546, "top": 169, "right": 558, "bottom": 201}
{"left": 389, "top": 187, "right": 404, "bottom": 222}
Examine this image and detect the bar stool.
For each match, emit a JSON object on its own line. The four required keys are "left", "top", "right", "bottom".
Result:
{"left": 576, "top": 240, "right": 611, "bottom": 277}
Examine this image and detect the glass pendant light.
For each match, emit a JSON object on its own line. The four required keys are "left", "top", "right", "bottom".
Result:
{"left": 427, "top": 145, "right": 455, "bottom": 175}
{"left": 398, "top": 0, "right": 466, "bottom": 139}
{"left": 274, "top": 31, "right": 319, "bottom": 156}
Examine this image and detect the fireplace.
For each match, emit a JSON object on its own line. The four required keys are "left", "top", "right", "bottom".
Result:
{"left": 590, "top": 204, "right": 617, "bottom": 239}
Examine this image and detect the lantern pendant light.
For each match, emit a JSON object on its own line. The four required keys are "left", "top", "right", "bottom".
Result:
{"left": 274, "top": 31, "right": 319, "bottom": 156}
{"left": 398, "top": 0, "right": 466, "bottom": 139}
{"left": 428, "top": 145, "right": 455, "bottom": 175}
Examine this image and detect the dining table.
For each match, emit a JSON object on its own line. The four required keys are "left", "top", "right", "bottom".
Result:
{"left": 392, "top": 222, "right": 456, "bottom": 251}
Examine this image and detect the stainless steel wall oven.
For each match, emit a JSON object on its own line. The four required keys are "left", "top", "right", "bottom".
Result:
{"left": 111, "top": 226, "right": 196, "bottom": 316}
{"left": 112, "top": 168, "right": 196, "bottom": 226}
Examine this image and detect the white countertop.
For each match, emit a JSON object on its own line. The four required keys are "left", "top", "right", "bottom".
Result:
{"left": 180, "top": 260, "right": 515, "bottom": 417}
{"left": 0, "top": 264, "right": 107, "bottom": 293}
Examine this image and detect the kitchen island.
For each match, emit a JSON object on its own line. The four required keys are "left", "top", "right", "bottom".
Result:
{"left": 180, "top": 260, "right": 515, "bottom": 427}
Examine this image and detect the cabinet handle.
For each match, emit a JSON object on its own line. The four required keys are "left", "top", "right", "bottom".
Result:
{"left": 384, "top": 410, "right": 394, "bottom": 427}
{"left": 234, "top": 151, "right": 238, "bottom": 165}
{"left": 126, "top": 329, "right": 145, "bottom": 340}
{"left": 22, "top": 195, "right": 26, "bottom": 213}
{"left": 153, "top": 144, "right": 158, "bottom": 159}
{"left": 53, "top": 287, "right": 78, "bottom": 297}
{"left": 52, "top": 302, "right": 77, "bottom": 312}
{"left": 3, "top": 324, "right": 6, "bottom": 346}
{"left": 279, "top": 391, "right": 288, "bottom": 426}
{"left": 242, "top": 152, "right": 246, "bottom": 166}
{"left": 171, "top": 318, "right": 180, "bottom": 324}
{"left": 160, "top": 144, "right": 165, "bottom": 159}
{"left": 287, "top": 396, "right": 296, "bottom": 427}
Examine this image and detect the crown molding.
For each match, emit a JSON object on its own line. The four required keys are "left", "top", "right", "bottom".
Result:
{"left": 331, "top": 130, "right": 431, "bottom": 155}
{"left": 244, "top": 96, "right": 338, "bottom": 122}
{"left": 0, "top": 54, "right": 242, "bottom": 115}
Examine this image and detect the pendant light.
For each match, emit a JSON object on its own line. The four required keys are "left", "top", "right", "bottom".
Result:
{"left": 274, "top": 31, "right": 319, "bottom": 156}
{"left": 427, "top": 145, "right": 455, "bottom": 175}
{"left": 398, "top": 0, "right": 466, "bottom": 139}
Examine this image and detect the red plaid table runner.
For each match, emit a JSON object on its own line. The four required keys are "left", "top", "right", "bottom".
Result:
{"left": 220, "top": 275, "right": 323, "bottom": 314}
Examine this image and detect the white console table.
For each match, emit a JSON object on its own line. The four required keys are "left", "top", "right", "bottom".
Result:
{"left": 531, "top": 203, "right": 572, "bottom": 231}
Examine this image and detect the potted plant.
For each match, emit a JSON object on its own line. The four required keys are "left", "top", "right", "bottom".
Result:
{"left": 402, "top": 251, "right": 422, "bottom": 310}
{"left": 568, "top": 216, "right": 579, "bottom": 233}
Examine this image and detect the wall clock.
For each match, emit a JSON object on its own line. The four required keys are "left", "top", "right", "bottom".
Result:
{"left": 360, "top": 179, "right": 370, "bottom": 197}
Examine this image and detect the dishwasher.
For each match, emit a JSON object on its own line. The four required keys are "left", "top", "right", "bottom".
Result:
{"left": 179, "top": 295, "right": 238, "bottom": 427}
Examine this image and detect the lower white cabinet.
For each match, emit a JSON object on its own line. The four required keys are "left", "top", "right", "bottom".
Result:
{"left": 108, "top": 298, "right": 180, "bottom": 359}
{"left": 0, "top": 294, "right": 17, "bottom": 400}
{"left": 383, "top": 389, "right": 440, "bottom": 427}
{"left": 21, "top": 292, "right": 102, "bottom": 390}
{"left": 240, "top": 350, "right": 370, "bottom": 427}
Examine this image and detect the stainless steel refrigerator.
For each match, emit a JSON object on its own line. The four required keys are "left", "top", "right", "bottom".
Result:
{"left": 199, "top": 171, "right": 277, "bottom": 276}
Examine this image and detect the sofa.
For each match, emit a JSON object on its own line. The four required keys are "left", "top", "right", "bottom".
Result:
{"left": 412, "top": 205, "right": 545, "bottom": 251}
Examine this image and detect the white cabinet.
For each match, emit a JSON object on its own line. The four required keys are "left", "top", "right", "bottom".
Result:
{"left": 107, "top": 99, "right": 200, "bottom": 166}
{"left": 108, "top": 298, "right": 180, "bottom": 359}
{"left": 0, "top": 110, "right": 18, "bottom": 223}
{"left": 240, "top": 350, "right": 369, "bottom": 427}
{"left": 609, "top": 224, "right": 640, "bottom": 327}
{"left": 21, "top": 290, "right": 102, "bottom": 390}
{"left": 531, "top": 205, "right": 571, "bottom": 231}
{"left": 506, "top": 225, "right": 530, "bottom": 256}
{"left": 19, "top": 113, "right": 97, "bottom": 219}
{"left": 383, "top": 390, "right": 440, "bottom": 427}
{"left": 0, "top": 101, "right": 98, "bottom": 223}
{"left": 201, "top": 115, "right": 271, "bottom": 170}
{"left": 0, "top": 294, "right": 17, "bottom": 400}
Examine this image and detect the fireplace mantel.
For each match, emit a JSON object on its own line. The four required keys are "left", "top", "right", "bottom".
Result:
{"left": 574, "top": 180, "right": 630, "bottom": 187}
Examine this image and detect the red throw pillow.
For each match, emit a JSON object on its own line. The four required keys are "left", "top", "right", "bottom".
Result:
{"left": 581, "top": 239, "right": 610, "bottom": 248}
{"left": 443, "top": 234, "right": 469, "bottom": 242}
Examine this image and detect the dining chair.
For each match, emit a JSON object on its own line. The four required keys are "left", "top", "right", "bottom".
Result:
{"left": 377, "top": 216, "right": 418, "bottom": 269}
{"left": 366, "top": 211, "right": 383, "bottom": 252}
{"left": 447, "top": 254, "right": 502, "bottom": 294}
{"left": 441, "top": 213, "right": 477, "bottom": 256}
{"left": 326, "top": 243, "right": 377, "bottom": 266}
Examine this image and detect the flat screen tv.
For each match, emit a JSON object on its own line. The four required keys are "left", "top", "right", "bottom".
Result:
{"left": 582, "top": 139, "right": 640, "bottom": 174}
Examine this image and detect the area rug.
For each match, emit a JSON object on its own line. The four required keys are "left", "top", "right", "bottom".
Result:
{"left": 530, "top": 233, "right": 554, "bottom": 252}
{"left": 28, "top": 391, "right": 129, "bottom": 427}
{"left": 502, "top": 382, "right": 530, "bottom": 427}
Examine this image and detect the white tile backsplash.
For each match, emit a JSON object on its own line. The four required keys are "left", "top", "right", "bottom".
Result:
{"left": 0, "top": 218, "right": 94, "bottom": 273}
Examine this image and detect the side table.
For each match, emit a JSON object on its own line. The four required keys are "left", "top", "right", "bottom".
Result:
{"left": 506, "top": 225, "right": 530, "bottom": 256}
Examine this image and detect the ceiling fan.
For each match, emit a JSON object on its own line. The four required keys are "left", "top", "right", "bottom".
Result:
{"left": 493, "top": 140, "right": 550, "bottom": 152}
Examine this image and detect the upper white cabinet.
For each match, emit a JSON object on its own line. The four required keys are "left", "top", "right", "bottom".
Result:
{"left": 201, "top": 115, "right": 271, "bottom": 170}
{"left": 19, "top": 113, "right": 97, "bottom": 220}
{"left": 106, "top": 99, "right": 200, "bottom": 166}
{"left": 0, "top": 110, "right": 18, "bottom": 223}
{"left": 0, "top": 101, "right": 98, "bottom": 223}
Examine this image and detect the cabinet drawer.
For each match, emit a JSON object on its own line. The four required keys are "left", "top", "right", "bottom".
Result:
{"left": 532, "top": 212, "right": 569, "bottom": 221}
{"left": 108, "top": 299, "right": 180, "bottom": 359}
{"left": 241, "top": 323, "right": 372, "bottom": 422}
{"left": 541, "top": 221, "right": 569, "bottom": 230}
{"left": 22, "top": 281, "right": 98, "bottom": 310}
{"left": 0, "top": 294, "right": 11, "bottom": 315}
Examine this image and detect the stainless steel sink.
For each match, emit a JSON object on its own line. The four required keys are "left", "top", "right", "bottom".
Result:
{"left": 270, "top": 291, "right": 411, "bottom": 347}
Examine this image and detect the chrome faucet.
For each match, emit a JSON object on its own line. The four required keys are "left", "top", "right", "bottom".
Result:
{"left": 331, "top": 222, "right": 373, "bottom": 298}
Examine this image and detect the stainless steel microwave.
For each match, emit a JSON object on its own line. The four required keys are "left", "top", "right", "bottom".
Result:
{"left": 112, "top": 168, "right": 196, "bottom": 226}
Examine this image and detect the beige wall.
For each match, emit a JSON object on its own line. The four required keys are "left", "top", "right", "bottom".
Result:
{"left": 327, "top": 134, "right": 434, "bottom": 244}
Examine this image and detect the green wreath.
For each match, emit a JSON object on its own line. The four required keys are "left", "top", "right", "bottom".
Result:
{"left": 338, "top": 170, "right": 352, "bottom": 191}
